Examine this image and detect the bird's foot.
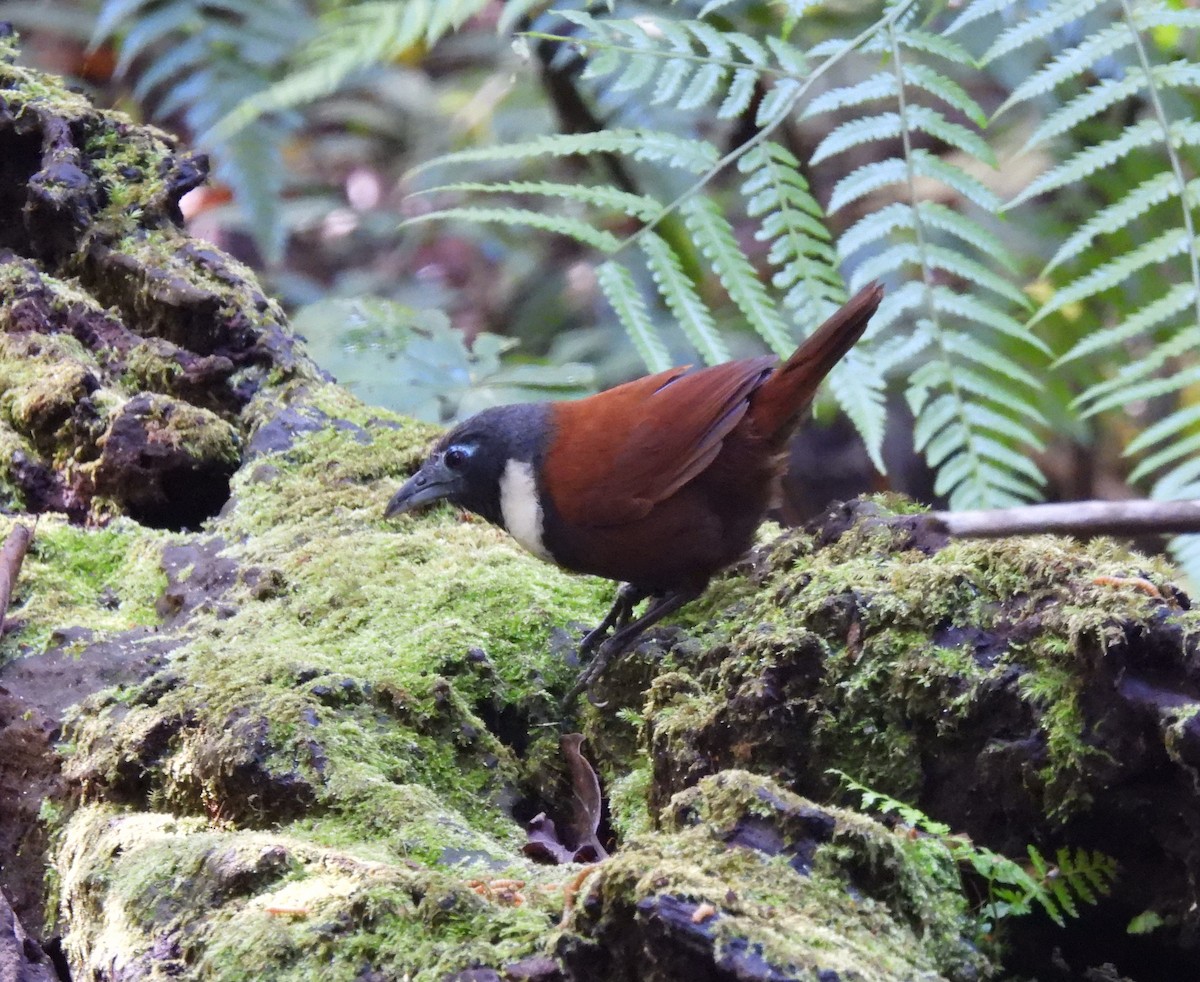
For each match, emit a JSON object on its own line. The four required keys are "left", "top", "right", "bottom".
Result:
{"left": 562, "top": 636, "right": 624, "bottom": 709}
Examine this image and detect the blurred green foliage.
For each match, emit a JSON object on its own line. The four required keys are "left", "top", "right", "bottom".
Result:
{"left": 295, "top": 297, "right": 594, "bottom": 421}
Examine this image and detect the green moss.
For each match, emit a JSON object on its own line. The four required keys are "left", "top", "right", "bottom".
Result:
{"left": 122, "top": 340, "right": 186, "bottom": 393}
{"left": 2, "top": 517, "right": 169, "bottom": 658}
{"left": 645, "top": 497, "right": 1197, "bottom": 819}
{"left": 579, "top": 770, "right": 990, "bottom": 981}
{"left": 607, "top": 758, "right": 654, "bottom": 839}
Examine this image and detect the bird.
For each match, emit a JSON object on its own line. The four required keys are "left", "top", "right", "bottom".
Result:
{"left": 385, "top": 283, "right": 884, "bottom": 703}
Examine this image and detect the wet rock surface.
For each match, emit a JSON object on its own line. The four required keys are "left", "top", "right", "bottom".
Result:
{"left": 0, "top": 889, "right": 56, "bottom": 982}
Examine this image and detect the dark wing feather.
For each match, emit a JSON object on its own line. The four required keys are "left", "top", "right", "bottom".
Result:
{"left": 543, "top": 356, "right": 775, "bottom": 527}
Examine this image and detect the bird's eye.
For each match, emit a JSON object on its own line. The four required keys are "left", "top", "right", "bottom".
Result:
{"left": 444, "top": 447, "right": 468, "bottom": 469}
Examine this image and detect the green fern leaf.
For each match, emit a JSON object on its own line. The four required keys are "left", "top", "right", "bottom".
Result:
{"left": 918, "top": 202, "right": 1015, "bottom": 268}
{"left": 1125, "top": 401, "right": 1200, "bottom": 457}
{"left": 933, "top": 291, "right": 1048, "bottom": 352}
{"left": 719, "top": 67, "right": 759, "bottom": 118}
{"left": 901, "top": 63, "right": 986, "bottom": 127}
{"left": 756, "top": 77, "right": 803, "bottom": 126}
{"left": 828, "top": 158, "right": 908, "bottom": 214}
{"left": 944, "top": 0, "right": 1013, "bottom": 37}
{"left": 1080, "top": 366, "right": 1200, "bottom": 418}
{"left": 740, "top": 141, "right": 842, "bottom": 325}
{"left": 981, "top": 0, "right": 1108, "bottom": 66}
{"left": 996, "top": 23, "right": 1133, "bottom": 117}
{"left": 414, "top": 181, "right": 663, "bottom": 222}
{"left": 1054, "top": 282, "right": 1196, "bottom": 365}
{"left": 725, "top": 30, "right": 769, "bottom": 67}
{"left": 811, "top": 112, "right": 904, "bottom": 165}
{"left": 911, "top": 150, "right": 1001, "bottom": 211}
{"left": 897, "top": 28, "right": 974, "bottom": 65}
{"left": 1128, "top": 428, "right": 1200, "bottom": 483}
{"left": 923, "top": 244, "right": 1031, "bottom": 307}
{"left": 1024, "top": 62, "right": 1200, "bottom": 152}
{"left": 827, "top": 350, "right": 888, "bottom": 472}
{"left": 682, "top": 196, "right": 792, "bottom": 356}
{"left": 766, "top": 34, "right": 809, "bottom": 75}
{"left": 679, "top": 61, "right": 726, "bottom": 110}
{"left": 1009, "top": 119, "right": 1200, "bottom": 207}
{"left": 651, "top": 56, "right": 693, "bottom": 105}
{"left": 408, "top": 130, "right": 720, "bottom": 177}
{"left": 212, "top": 0, "right": 435, "bottom": 137}
{"left": 596, "top": 261, "right": 672, "bottom": 373}
{"left": 1045, "top": 171, "right": 1190, "bottom": 272}
{"left": 640, "top": 233, "right": 730, "bottom": 365}
{"left": 838, "top": 203, "right": 915, "bottom": 258}
{"left": 1154, "top": 454, "right": 1200, "bottom": 497}
{"left": 906, "top": 106, "right": 997, "bottom": 165}
{"left": 113, "top": 3, "right": 200, "bottom": 74}
{"left": 803, "top": 72, "right": 897, "bottom": 118}
{"left": 402, "top": 207, "right": 621, "bottom": 253}
{"left": 1031, "top": 227, "right": 1193, "bottom": 322}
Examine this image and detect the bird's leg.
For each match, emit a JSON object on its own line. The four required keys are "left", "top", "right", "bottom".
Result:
{"left": 565, "top": 587, "right": 702, "bottom": 707}
{"left": 577, "top": 583, "right": 646, "bottom": 662}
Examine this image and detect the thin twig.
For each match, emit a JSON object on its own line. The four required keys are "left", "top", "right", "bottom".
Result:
{"left": 0, "top": 521, "right": 33, "bottom": 633}
{"left": 930, "top": 499, "right": 1200, "bottom": 539}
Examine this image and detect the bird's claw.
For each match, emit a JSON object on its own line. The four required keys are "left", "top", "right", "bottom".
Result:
{"left": 562, "top": 636, "right": 619, "bottom": 710}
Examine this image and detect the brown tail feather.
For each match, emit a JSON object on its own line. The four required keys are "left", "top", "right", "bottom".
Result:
{"left": 748, "top": 282, "right": 884, "bottom": 443}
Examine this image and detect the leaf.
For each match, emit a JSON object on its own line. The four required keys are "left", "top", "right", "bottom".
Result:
{"left": 1031, "top": 227, "right": 1192, "bottom": 322}
{"left": 403, "top": 207, "right": 622, "bottom": 253}
{"left": 682, "top": 196, "right": 793, "bottom": 356}
{"left": 640, "top": 233, "right": 730, "bottom": 365}
{"left": 828, "top": 158, "right": 908, "bottom": 214}
{"left": 981, "top": 0, "right": 1108, "bottom": 66}
{"left": 1044, "top": 171, "right": 1191, "bottom": 272}
{"left": 415, "top": 180, "right": 663, "bottom": 222}
{"left": 596, "top": 261, "right": 672, "bottom": 373}
{"left": 408, "top": 130, "right": 720, "bottom": 177}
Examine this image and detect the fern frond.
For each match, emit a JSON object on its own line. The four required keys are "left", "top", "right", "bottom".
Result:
{"left": 1031, "top": 227, "right": 1193, "bottom": 323}
{"left": 1125, "top": 401, "right": 1200, "bottom": 458}
{"left": 95, "top": 0, "right": 306, "bottom": 260}
{"left": 995, "top": 22, "right": 1132, "bottom": 117}
{"left": 681, "top": 196, "right": 793, "bottom": 356}
{"left": 803, "top": 72, "right": 897, "bottom": 117}
{"left": 1023, "top": 62, "right": 1200, "bottom": 152}
{"left": 1008, "top": 119, "right": 1200, "bottom": 207}
{"left": 213, "top": 0, "right": 472, "bottom": 139}
{"left": 810, "top": 112, "right": 904, "bottom": 165}
{"left": 408, "top": 130, "right": 720, "bottom": 177}
{"left": 413, "top": 181, "right": 663, "bottom": 222}
{"left": 739, "top": 142, "right": 842, "bottom": 326}
{"left": 1128, "top": 429, "right": 1200, "bottom": 484}
{"left": 1053, "top": 283, "right": 1197, "bottom": 365}
{"left": 812, "top": 12, "right": 1046, "bottom": 509}
{"left": 980, "top": 0, "right": 1109, "bottom": 66}
{"left": 538, "top": 9, "right": 811, "bottom": 118}
{"left": 596, "top": 261, "right": 672, "bottom": 373}
{"left": 1045, "top": 172, "right": 1194, "bottom": 272}
{"left": 901, "top": 63, "right": 987, "bottom": 127}
{"left": 1081, "top": 366, "right": 1200, "bottom": 419}
{"left": 828, "top": 158, "right": 908, "bottom": 213}
{"left": 402, "top": 207, "right": 622, "bottom": 253}
{"left": 826, "top": 350, "right": 889, "bottom": 473}
{"left": 640, "top": 233, "right": 730, "bottom": 365}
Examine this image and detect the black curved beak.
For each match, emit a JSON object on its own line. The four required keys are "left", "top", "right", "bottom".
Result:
{"left": 384, "top": 457, "right": 458, "bottom": 518}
